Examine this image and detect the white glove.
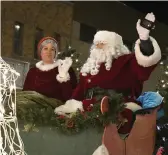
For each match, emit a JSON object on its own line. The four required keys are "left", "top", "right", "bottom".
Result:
{"left": 136, "top": 12, "right": 155, "bottom": 40}
{"left": 54, "top": 99, "right": 84, "bottom": 116}
{"left": 56, "top": 57, "right": 72, "bottom": 83}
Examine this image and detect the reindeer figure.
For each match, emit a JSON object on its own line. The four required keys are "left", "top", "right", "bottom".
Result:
{"left": 0, "top": 57, "right": 26, "bottom": 155}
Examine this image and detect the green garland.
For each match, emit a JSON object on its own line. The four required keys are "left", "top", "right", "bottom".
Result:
{"left": 14, "top": 91, "right": 124, "bottom": 135}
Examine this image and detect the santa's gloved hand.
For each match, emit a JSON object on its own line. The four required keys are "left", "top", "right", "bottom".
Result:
{"left": 136, "top": 12, "right": 155, "bottom": 40}
{"left": 54, "top": 99, "right": 84, "bottom": 116}
{"left": 56, "top": 57, "right": 72, "bottom": 83}
{"left": 83, "top": 98, "right": 96, "bottom": 111}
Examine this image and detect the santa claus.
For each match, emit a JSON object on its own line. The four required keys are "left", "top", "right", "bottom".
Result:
{"left": 23, "top": 37, "right": 77, "bottom": 102}
{"left": 54, "top": 13, "right": 161, "bottom": 133}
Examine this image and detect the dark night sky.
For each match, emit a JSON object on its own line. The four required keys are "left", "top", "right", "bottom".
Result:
{"left": 123, "top": 2, "right": 168, "bottom": 25}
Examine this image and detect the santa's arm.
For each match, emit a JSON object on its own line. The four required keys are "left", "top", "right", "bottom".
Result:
{"left": 71, "top": 73, "right": 85, "bottom": 101}
{"left": 69, "top": 67, "right": 78, "bottom": 90}
{"left": 54, "top": 74, "right": 86, "bottom": 115}
{"left": 134, "top": 36, "right": 161, "bottom": 68}
{"left": 134, "top": 13, "right": 161, "bottom": 68}
{"left": 59, "top": 67, "right": 78, "bottom": 101}
{"left": 139, "top": 39, "right": 154, "bottom": 56}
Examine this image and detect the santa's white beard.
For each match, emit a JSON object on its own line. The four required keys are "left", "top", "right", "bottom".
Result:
{"left": 81, "top": 46, "right": 114, "bottom": 76}
{"left": 80, "top": 45, "right": 130, "bottom": 76}
{"left": 90, "top": 48, "right": 107, "bottom": 63}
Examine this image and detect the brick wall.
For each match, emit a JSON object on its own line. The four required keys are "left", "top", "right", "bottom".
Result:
{"left": 1, "top": 1, "right": 73, "bottom": 62}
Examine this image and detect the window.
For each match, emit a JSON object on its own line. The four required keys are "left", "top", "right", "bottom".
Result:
{"left": 53, "top": 32, "right": 61, "bottom": 51}
{"left": 13, "top": 21, "right": 24, "bottom": 55}
{"left": 80, "top": 23, "right": 97, "bottom": 43}
{"left": 34, "top": 28, "right": 44, "bottom": 59}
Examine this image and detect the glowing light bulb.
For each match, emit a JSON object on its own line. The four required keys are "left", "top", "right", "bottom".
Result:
{"left": 16, "top": 127, "right": 19, "bottom": 133}
{"left": 157, "top": 126, "right": 161, "bottom": 130}
{"left": 162, "top": 84, "right": 166, "bottom": 87}
{"left": 15, "top": 25, "right": 20, "bottom": 30}
{"left": 12, "top": 102, "right": 14, "bottom": 109}
{"left": 160, "top": 61, "right": 163, "bottom": 65}
{"left": 76, "top": 59, "right": 79, "bottom": 62}
{"left": 4, "top": 69, "right": 8, "bottom": 74}
{"left": 3, "top": 74, "right": 6, "bottom": 80}
{"left": 10, "top": 85, "right": 14, "bottom": 92}
{"left": 161, "top": 80, "right": 164, "bottom": 83}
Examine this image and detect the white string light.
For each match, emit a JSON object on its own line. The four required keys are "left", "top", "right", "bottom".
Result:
{"left": 162, "top": 84, "right": 166, "bottom": 88}
{"left": 0, "top": 57, "right": 26, "bottom": 155}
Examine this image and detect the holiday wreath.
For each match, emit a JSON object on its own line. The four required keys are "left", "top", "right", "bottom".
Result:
{"left": 14, "top": 90, "right": 124, "bottom": 134}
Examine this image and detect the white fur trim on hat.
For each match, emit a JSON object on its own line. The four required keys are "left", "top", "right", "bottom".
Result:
{"left": 93, "top": 30, "right": 123, "bottom": 47}
{"left": 54, "top": 99, "right": 84, "bottom": 116}
{"left": 36, "top": 61, "right": 58, "bottom": 71}
{"left": 134, "top": 36, "right": 161, "bottom": 67}
{"left": 125, "top": 102, "right": 142, "bottom": 112}
{"left": 92, "top": 144, "right": 109, "bottom": 155}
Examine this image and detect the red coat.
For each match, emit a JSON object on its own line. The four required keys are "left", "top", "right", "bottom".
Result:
{"left": 72, "top": 53, "right": 157, "bottom": 102}
{"left": 23, "top": 67, "right": 77, "bottom": 102}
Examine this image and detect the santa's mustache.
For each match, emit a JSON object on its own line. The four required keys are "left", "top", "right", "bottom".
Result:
{"left": 90, "top": 47, "right": 113, "bottom": 62}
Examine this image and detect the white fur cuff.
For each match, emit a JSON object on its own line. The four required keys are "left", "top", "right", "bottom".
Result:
{"left": 125, "top": 102, "right": 142, "bottom": 112}
{"left": 56, "top": 73, "right": 70, "bottom": 83}
{"left": 54, "top": 99, "right": 84, "bottom": 115}
{"left": 134, "top": 36, "right": 161, "bottom": 67}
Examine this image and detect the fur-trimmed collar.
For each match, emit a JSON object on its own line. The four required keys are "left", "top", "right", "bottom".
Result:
{"left": 36, "top": 61, "right": 58, "bottom": 71}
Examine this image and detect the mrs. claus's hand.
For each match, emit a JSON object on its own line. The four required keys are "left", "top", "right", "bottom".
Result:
{"left": 58, "top": 57, "right": 72, "bottom": 77}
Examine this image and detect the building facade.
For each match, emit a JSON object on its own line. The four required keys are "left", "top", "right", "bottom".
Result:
{"left": 1, "top": 1, "right": 74, "bottom": 88}
{"left": 2, "top": 0, "right": 168, "bottom": 90}
{"left": 1, "top": 2, "right": 168, "bottom": 155}
{"left": 71, "top": 1, "right": 168, "bottom": 58}
{"left": 71, "top": 1, "right": 168, "bottom": 92}
{"left": 1, "top": 1, "right": 74, "bottom": 63}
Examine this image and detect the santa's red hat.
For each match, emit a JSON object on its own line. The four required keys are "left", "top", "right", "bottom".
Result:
{"left": 37, "top": 37, "right": 58, "bottom": 59}
{"left": 93, "top": 30, "right": 123, "bottom": 47}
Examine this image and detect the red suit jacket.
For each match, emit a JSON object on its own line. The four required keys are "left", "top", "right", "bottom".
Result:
{"left": 23, "top": 67, "right": 77, "bottom": 102}
{"left": 72, "top": 53, "right": 157, "bottom": 102}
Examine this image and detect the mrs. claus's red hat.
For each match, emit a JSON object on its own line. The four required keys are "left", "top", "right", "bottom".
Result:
{"left": 37, "top": 37, "right": 58, "bottom": 58}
